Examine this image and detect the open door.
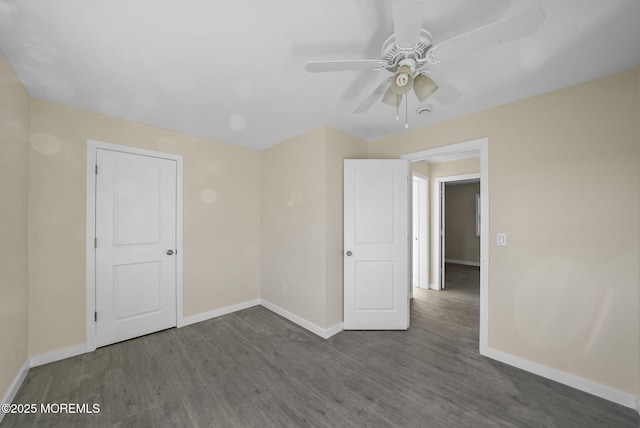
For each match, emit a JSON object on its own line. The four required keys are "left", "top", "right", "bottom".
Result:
{"left": 439, "top": 180, "right": 446, "bottom": 290}
{"left": 412, "top": 174, "right": 429, "bottom": 290}
{"left": 343, "top": 159, "right": 409, "bottom": 330}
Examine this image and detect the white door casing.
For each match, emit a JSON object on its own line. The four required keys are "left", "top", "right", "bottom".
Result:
{"left": 343, "top": 159, "right": 409, "bottom": 330}
{"left": 402, "top": 138, "right": 488, "bottom": 354}
{"left": 86, "top": 140, "right": 184, "bottom": 351}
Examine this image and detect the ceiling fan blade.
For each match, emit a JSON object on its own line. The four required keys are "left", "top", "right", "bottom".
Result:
{"left": 305, "top": 59, "right": 386, "bottom": 73}
{"left": 430, "top": 7, "right": 546, "bottom": 62}
{"left": 354, "top": 77, "right": 394, "bottom": 114}
{"left": 391, "top": 0, "right": 425, "bottom": 48}
{"left": 421, "top": 70, "right": 461, "bottom": 105}
{"left": 432, "top": 81, "right": 461, "bottom": 106}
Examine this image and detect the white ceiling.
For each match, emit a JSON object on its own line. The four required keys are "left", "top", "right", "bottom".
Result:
{"left": 1, "top": 0, "right": 639, "bottom": 151}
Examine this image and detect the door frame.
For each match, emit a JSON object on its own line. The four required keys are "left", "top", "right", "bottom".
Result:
{"left": 402, "top": 137, "right": 489, "bottom": 355}
{"left": 436, "top": 174, "right": 481, "bottom": 290}
{"left": 85, "top": 139, "right": 184, "bottom": 352}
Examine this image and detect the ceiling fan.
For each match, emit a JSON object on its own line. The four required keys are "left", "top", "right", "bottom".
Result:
{"left": 305, "top": 0, "right": 545, "bottom": 114}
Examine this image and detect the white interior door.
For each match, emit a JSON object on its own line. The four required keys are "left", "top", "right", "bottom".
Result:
{"left": 412, "top": 181, "right": 419, "bottom": 294}
{"left": 95, "top": 149, "right": 177, "bottom": 347}
{"left": 412, "top": 175, "right": 429, "bottom": 290}
{"left": 439, "top": 181, "right": 446, "bottom": 290}
{"left": 344, "top": 159, "right": 409, "bottom": 330}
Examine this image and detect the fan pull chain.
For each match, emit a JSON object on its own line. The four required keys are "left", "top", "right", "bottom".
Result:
{"left": 405, "top": 95, "right": 409, "bottom": 128}
{"left": 396, "top": 95, "right": 400, "bottom": 120}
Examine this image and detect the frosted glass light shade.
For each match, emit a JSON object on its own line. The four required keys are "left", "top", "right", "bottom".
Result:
{"left": 390, "top": 65, "right": 414, "bottom": 95}
{"left": 381, "top": 87, "right": 402, "bottom": 107}
{"left": 414, "top": 74, "right": 438, "bottom": 102}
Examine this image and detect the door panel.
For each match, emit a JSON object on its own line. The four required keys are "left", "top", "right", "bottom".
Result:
{"left": 344, "top": 159, "right": 409, "bottom": 330}
{"left": 113, "top": 164, "right": 163, "bottom": 245}
{"left": 113, "top": 261, "right": 162, "bottom": 320}
{"left": 95, "top": 149, "right": 177, "bottom": 347}
{"left": 355, "top": 169, "right": 395, "bottom": 244}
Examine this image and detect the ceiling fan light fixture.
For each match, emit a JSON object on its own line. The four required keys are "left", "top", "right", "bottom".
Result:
{"left": 381, "top": 87, "right": 402, "bottom": 107}
{"left": 390, "top": 65, "right": 414, "bottom": 95}
{"left": 414, "top": 74, "right": 439, "bottom": 102}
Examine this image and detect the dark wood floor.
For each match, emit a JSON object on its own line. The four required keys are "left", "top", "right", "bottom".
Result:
{"left": 3, "top": 264, "right": 639, "bottom": 427}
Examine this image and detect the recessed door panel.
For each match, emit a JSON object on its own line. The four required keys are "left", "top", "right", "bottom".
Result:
{"left": 354, "top": 261, "right": 395, "bottom": 310}
{"left": 114, "top": 165, "right": 162, "bottom": 246}
{"left": 355, "top": 170, "right": 395, "bottom": 244}
{"left": 114, "top": 262, "right": 162, "bottom": 320}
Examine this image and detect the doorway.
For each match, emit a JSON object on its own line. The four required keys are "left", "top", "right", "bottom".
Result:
{"left": 437, "top": 174, "right": 480, "bottom": 290}
{"left": 85, "top": 140, "right": 184, "bottom": 352}
{"left": 403, "top": 138, "right": 489, "bottom": 354}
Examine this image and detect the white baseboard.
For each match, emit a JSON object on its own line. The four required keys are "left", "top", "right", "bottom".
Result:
{"left": 25, "top": 300, "right": 262, "bottom": 370}
{"left": 180, "top": 299, "right": 261, "bottom": 327}
{"left": 260, "top": 299, "right": 343, "bottom": 339}
{"left": 0, "top": 359, "right": 29, "bottom": 423}
{"left": 483, "top": 347, "right": 638, "bottom": 410}
{"left": 322, "top": 322, "right": 345, "bottom": 339}
{"left": 30, "top": 344, "right": 86, "bottom": 368}
{"left": 445, "top": 259, "right": 481, "bottom": 267}
{"left": 428, "top": 282, "right": 440, "bottom": 290}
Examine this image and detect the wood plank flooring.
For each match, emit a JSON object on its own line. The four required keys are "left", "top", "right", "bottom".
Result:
{"left": 3, "top": 264, "right": 639, "bottom": 427}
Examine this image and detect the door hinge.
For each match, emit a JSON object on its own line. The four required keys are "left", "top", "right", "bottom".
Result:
{"left": 95, "top": 164, "right": 98, "bottom": 175}
{"left": 94, "top": 311, "right": 97, "bottom": 322}
{"left": 94, "top": 238, "right": 97, "bottom": 248}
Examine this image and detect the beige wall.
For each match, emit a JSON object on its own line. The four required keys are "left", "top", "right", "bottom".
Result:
{"left": 410, "top": 160, "right": 430, "bottom": 177}
{"left": 0, "top": 53, "right": 30, "bottom": 403}
{"left": 445, "top": 182, "right": 480, "bottom": 264}
{"left": 261, "top": 126, "right": 367, "bottom": 329}
{"left": 28, "top": 99, "right": 261, "bottom": 356}
{"left": 370, "top": 68, "right": 640, "bottom": 397}
{"left": 261, "top": 127, "right": 328, "bottom": 326}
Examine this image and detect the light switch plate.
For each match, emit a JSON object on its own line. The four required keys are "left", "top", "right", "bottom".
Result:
{"left": 497, "top": 233, "right": 507, "bottom": 246}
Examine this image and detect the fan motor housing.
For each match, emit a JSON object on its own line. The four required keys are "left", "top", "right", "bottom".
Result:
{"left": 381, "top": 29, "right": 433, "bottom": 72}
